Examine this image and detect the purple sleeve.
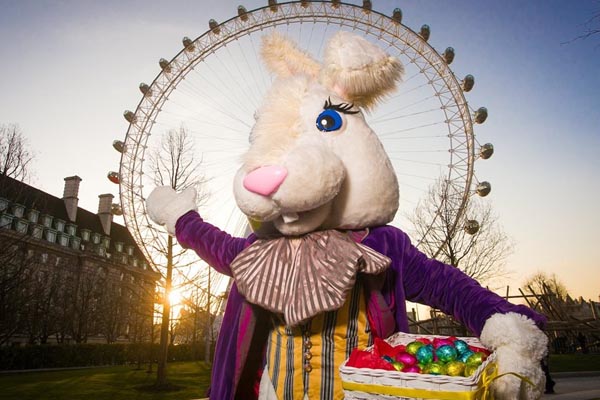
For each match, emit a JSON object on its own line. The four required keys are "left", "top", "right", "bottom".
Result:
{"left": 368, "top": 226, "right": 546, "bottom": 336}
{"left": 175, "top": 210, "right": 249, "bottom": 277}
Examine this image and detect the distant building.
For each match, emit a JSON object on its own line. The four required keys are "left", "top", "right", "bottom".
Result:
{"left": 0, "top": 175, "right": 159, "bottom": 346}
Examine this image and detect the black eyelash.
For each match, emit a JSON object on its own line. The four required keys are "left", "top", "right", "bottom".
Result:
{"left": 323, "top": 97, "right": 360, "bottom": 114}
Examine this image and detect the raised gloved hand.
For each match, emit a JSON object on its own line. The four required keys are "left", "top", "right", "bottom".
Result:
{"left": 145, "top": 186, "right": 198, "bottom": 235}
{"left": 480, "top": 312, "right": 548, "bottom": 400}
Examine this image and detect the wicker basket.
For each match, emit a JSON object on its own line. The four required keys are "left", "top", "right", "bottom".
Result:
{"left": 340, "top": 332, "right": 497, "bottom": 400}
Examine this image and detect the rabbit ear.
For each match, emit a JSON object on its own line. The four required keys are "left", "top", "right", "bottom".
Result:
{"left": 261, "top": 32, "right": 321, "bottom": 78}
{"left": 320, "top": 31, "right": 404, "bottom": 110}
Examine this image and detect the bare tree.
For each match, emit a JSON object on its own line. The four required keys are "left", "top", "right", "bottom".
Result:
{"left": 0, "top": 123, "right": 34, "bottom": 182}
{"left": 409, "top": 179, "right": 513, "bottom": 285}
{"left": 0, "top": 241, "right": 30, "bottom": 345}
{"left": 148, "top": 125, "right": 206, "bottom": 387}
{"left": 562, "top": 6, "right": 600, "bottom": 45}
{"left": 523, "top": 272, "right": 570, "bottom": 302}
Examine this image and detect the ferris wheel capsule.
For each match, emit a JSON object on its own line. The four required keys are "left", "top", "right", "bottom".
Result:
{"left": 300, "top": 0, "right": 309, "bottom": 7}
{"left": 238, "top": 6, "right": 249, "bottom": 21}
{"left": 443, "top": 47, "right": 455, "bottom": 64}
{"left": 159, "top": 58, "right": 171, "bottom": 73}
{"left": 479, "top": 143, "right": 494, "bottom": 159}
{"left": 112, "top": 140, "right": 125, "bottom": 153}
{"left": 123, "top": 110, "right": 136, "bottom": 124}
{"left": 331, "top": 0, "right": 341, "bottom": 8}
{"left": 209, "top": 19, "right": 221, "bottom": 34}
{"left": 464, "top": 219, "right": 480, "bottom": 235}
{"left": 362, "top": 0, "right": 372, "bottom": 12}
{"left": 420, "top": 24, "right": 431, "bottom": 41}
{"left": 392, "top": 8, "right": 403, "bottom": 23}
{"left": 182, "top": 36, "right": 195, "bottom": 51}
{"left": 462, "top": 74, "right": 475, "bottom": 92}
{"left": 268, "top": 0, "right": 278, "bottom": 12}
{"left": 139, "top": 83, "right": 152, "bottom": 97}
{"left": 111, "top": 203, "right": 123, "bottom": 216}
{"left": 476, "top": 181, "right": 491, "bottom": 197}
{"left": 474, "top": 107, "right": 488, "bottom": 124}
{"left": 107, "top": 171, "right": 120, "bottom": 185}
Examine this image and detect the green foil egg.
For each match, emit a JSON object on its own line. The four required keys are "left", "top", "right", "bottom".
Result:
{"left": 423, "top": 361, "right": 446, "bottom": 375}
{"left": 466, "top": 352, "right": 486, "bottom": 367}
{"left": 391, "top": 361, "right": 405, "bottom": 371}
{"left": 464, "top": 364, "right": 478, "bottom": 377}
{"left": 406, "top": 341, "right": 425, "bottom": 355}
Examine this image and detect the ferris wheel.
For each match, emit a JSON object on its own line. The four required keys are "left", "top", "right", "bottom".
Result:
{"left": 113, "top": 0, "right": 494, "bottom": 297}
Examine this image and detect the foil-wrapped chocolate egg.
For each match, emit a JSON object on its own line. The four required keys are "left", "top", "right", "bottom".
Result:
{"left": 395, "top": 352, "right": 417, "bottom": 366}
{"left": 422, "top": 362, "right": 446, "bottom": 375}
{"left": 436, "top": 345, "right": 458, "bottom": 363}
{"left": 446, "top": 361, "right": 466, "bottom": 376}
{"left": 406, "top": 341, "right": 425, "bottom": 355}
{"left": 415, "top": 344, "right": 434, "bottom": 364}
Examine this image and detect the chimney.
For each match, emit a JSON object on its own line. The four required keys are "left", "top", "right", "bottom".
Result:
{"left": 98, "top": 193, "right": 114, "bottom": 235}
{"left": 63, "top": 176, "right": 82, "bottom": 222}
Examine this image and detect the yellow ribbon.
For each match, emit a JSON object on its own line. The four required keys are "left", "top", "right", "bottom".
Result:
{"left": 342, "top": 363, "right": 542, "bottom": 400}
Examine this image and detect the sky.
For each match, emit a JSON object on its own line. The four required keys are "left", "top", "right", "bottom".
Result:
{"left": 1, "top": 0, "right": 599, "bottom": 301}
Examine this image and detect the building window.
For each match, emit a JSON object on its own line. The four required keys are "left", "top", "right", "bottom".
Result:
{"left": 40, "top": 214, "right": 53, "bottom": 228}
{"left": 80, "top": 229, "right": 91, "bottom": 242}
{"left": 0, "top": 197, "right": 9, "bottom": 212}
{"left": 15, "top": 219, "right": 28, "bottom": 234}
{"left": 44, "top": 228, "right": 57, "bottom": 243}
{"left": 115, "top": 242, "right": 124, "bottom": 252}
{"left": 91, "top": 233, "right": 101, "bottom": 244}
{"left": 102, "top": 237, "right": 110, "bottom": 249}
{"left": 0, "top": 214, "right": 14, "bottom": 230}
{"left": 11, "top": 203, "right": 25, "bottom": 218}
{"left": 30, "top": 224, "right": 43, "bottom": 239}
{"left": 58, "top": 233, "right": 69, "bottom": 247}
{"left": 132, "top": 258, "right": 139, "bottom": 267}
{"left": 27, "top": 209, "right": 40, "bottom": 223}
{"left": 54, "top": 219, "right": 65, "bottom": 232}
{"left": 126, "top": 245, "right": 134, "bottom": 256}
{"left": 70, "top": 236, "right": 81, "bottom": 251}
{"left": 41, "top": 253, "right": 49, "bottom": 264}
{"left": 65, "top": 223, "right": 77, "bottom": 236}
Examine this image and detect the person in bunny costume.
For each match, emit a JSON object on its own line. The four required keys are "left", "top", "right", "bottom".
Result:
{"left": 146, "top": 31, "right": 547, "bottom": 400}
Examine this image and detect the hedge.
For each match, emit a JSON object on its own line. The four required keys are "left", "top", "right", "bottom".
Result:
{"left": 0, "top": 342, "right": 206, "bottom": 371}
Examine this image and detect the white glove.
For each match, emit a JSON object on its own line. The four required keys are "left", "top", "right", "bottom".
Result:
{"left": 146, "top": 186, "right": 198, "bottom": 235}
{"left": 480, "top": 312, "right": 548, "bottom": 400}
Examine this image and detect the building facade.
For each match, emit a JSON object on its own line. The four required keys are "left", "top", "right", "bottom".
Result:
{"left": 0, "top": 175, "right": 159, "bottom": 346}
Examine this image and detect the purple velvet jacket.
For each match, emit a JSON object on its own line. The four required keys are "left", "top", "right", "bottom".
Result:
{"left": 175, "top": 211, "right": 545, "bottom": 400}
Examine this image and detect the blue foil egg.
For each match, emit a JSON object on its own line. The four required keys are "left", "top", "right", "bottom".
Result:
{"left": 454, "top": 340, "right": 469, "bottom": 355}
{"left": 416, "top": 344, "right": 434, "bottom": 364}
{"left": 436, "top": 345, "right": 458, "bottom": 363}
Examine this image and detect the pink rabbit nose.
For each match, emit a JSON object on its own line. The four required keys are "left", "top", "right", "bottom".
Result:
{"left": 243, "top": 165, "right": 288, "bottom": 196}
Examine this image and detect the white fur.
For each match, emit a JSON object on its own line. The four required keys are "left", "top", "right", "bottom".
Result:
{"left": 261, "top": 32, "right": 320, "bottom": 79}
{"left": 480, "top": 312, "right": 548, "bottom": 399}
{"left": 233, "top": 32, "right": 402, "bottom": 236}
{"left": 320, "top": 31, "right": 404, "bottom": 109}
{"left": 146, "top": 186, "right": 198, "bottom": 235}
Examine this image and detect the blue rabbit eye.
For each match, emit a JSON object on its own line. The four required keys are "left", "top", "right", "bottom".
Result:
{"left": 316, "top": 109, "right": 343, "bottom": 132}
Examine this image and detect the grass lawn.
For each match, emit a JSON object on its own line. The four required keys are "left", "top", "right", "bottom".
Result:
{"left": 1, "top": 355, "right": 598, "bottom": 399}
{"left": 0, "top": 361, "right": 211, "bottom": 400}
{"left": 549, "top": 353, "right": 600, "bottom": 373}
